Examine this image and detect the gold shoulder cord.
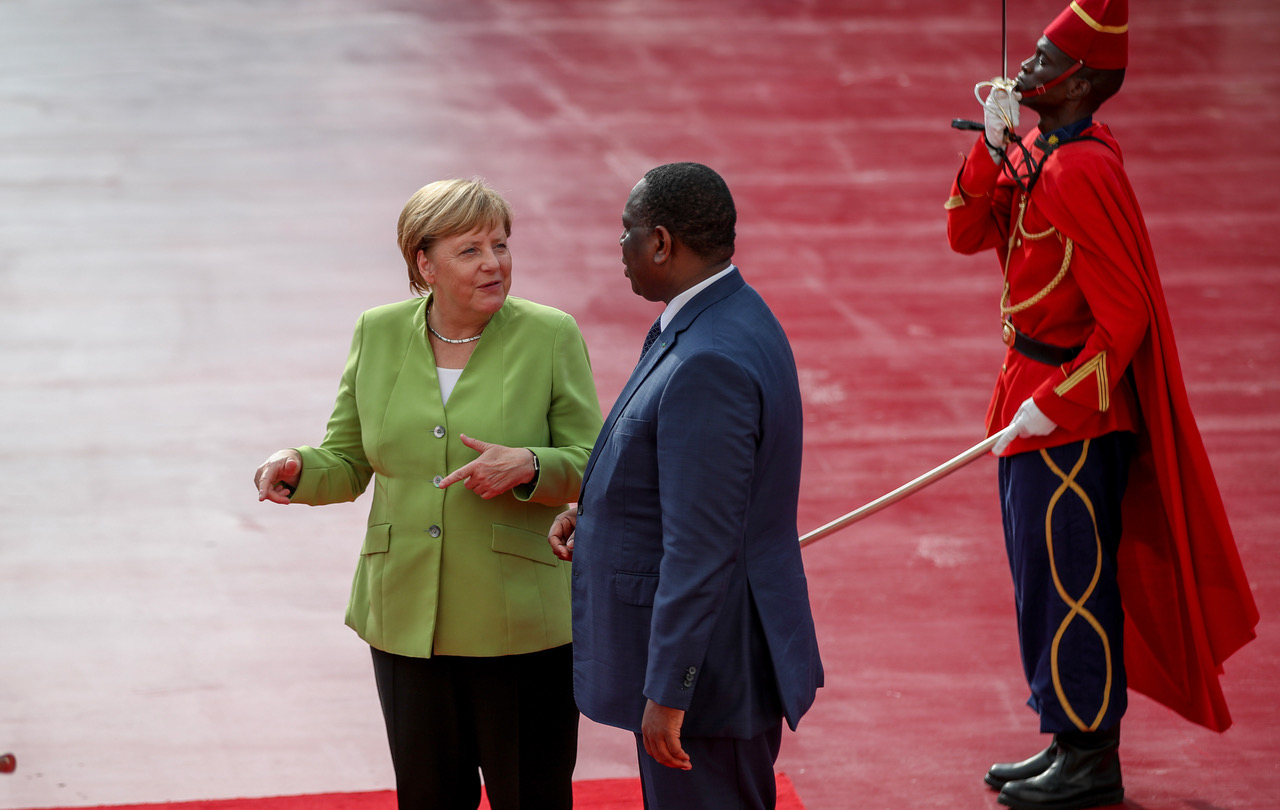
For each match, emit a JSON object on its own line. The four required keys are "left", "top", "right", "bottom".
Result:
{"left": 1000, "top": 194, "right": 1073, "bottom": 345}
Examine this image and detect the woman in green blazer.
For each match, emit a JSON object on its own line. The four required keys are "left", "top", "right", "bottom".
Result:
{"left": 255, "top": 179, "right": 602, "bottom": 810}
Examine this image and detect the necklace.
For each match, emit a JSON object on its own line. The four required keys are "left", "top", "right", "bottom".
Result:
{"left": 426, "top": 304, "right": 484, "bottom": 344}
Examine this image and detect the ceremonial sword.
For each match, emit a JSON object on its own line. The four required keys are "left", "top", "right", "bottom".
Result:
{"left": 798, "top": 426, "right": 1015, "bottom": 548}
{"left": 1003, "top": 0, "right": 1008, "bottom": 80}
{"left": 952, "top": 0, "right": 1011, "bottom": 133}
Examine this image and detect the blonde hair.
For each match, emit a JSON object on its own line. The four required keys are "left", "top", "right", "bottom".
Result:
{"left": 397, "top": 179, "right": 513, "bottom": 295}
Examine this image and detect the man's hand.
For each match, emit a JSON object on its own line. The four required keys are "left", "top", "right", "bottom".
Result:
{"left": 642, "top": 699, "right": 692, "bottom": 770}
{"left": 255, "top": 449, "right": 303, "bottom": 504}
{"left": 548, "top": 509, "right": 577, "bottom": 561}
{"left": 981, "top": 80, "right": 1021, "bottom": 163}
{"left": 993, "top": 397, "right": 1058, "bottom": 455}
{"left": 437, "top": 434, "right": 536, "bottom": 499}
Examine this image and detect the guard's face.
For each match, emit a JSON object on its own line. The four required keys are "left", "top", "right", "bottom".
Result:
{"left": 1017, "top": 36, "right": 1077, "bottom": 103}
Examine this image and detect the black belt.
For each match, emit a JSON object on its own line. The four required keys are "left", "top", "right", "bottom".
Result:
{"left": 1012, "top": 330, "right": 1084, "bottom": 366}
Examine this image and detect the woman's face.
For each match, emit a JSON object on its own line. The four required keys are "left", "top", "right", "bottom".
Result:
{"left": 417, "top": 221, "right": 512, "bottom": 318}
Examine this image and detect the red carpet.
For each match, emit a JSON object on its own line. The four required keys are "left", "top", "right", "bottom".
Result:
{"left": 16, "top": 774, "right": 805, "bottom": 810}
{"left": 4, "top": 2, "right": 1277, "bottom": 810}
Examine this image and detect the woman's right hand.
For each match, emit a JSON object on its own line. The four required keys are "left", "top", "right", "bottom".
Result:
{"left": 548, "top": 509, "right": 577, "bottom": 561}
{"left": 255, "top": 449, "right": 303, "bottom": 504}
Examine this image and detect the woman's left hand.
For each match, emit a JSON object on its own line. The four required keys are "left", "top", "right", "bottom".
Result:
{"left": 437, "top": 433, "right": 536, "bottom": 499}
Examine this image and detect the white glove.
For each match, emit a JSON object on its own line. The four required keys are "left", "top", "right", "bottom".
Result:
{"left": 993, "top": 397, "right": 1057, "bottom": 455}
{"left": 980, "top": 80, "right": 1021, "bottom": 163}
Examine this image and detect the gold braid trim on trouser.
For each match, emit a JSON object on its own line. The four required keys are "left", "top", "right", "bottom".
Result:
{"left": 1041, "top": 438, "right": 1114, "bottom": 732}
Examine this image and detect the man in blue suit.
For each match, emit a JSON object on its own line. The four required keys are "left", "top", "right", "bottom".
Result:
{"left": 549, "top": 163, "right": 823, "bottom": 809}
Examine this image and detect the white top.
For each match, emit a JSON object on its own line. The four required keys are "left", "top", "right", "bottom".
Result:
{"left": 659, "top": 264, "right": 736, "bottom": 331}
{"left": 437, "top": 367, "right": 464, "bottom": 405}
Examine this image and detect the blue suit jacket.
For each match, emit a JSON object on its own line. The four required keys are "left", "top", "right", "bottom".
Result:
{"left": 572, "top": 269, "right": 823, "bottom": 738}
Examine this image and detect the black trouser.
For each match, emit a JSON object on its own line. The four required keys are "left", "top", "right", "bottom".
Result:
{"left": 370, "top": 643, "right": 578, "bottom": 810}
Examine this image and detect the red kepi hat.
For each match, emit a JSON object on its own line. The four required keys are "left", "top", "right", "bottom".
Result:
{"left": 1044, "top": 0, "right": 1129, "bottom": 70}
{"left": 1024, "top": 0, "right": 1128, "bottom": 96}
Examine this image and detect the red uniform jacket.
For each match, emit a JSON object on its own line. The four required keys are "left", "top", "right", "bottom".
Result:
{"left": 946, "top": 125, "right": 1258, "bottom": 731}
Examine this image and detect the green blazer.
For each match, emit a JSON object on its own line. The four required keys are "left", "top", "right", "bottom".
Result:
{"left": 291, "top": 294, "right": 602, "bottom": 658}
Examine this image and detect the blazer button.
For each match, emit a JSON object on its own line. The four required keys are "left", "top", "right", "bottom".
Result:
{"left": 433, "top": 475, "right": 444, "bottom": 487}
{"left": 576, "top": 504, "right": 584, "bottom": 516}
{"left": 433, "top": 425, "right": 446, "bottom": 438}
{"left": 427, "top": 525, "right": 441, "bottom": 538}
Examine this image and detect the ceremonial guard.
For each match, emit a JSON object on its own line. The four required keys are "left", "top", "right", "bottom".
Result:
{"left": 944, "top": 1, "right": 1258, "bottom": 808}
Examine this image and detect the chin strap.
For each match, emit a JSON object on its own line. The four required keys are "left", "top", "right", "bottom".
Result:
{"left": 1003, "top": 60, "right": 1091, "bottom": 192}
{"left": 1023, "top": 60, "right": 1085, "bottom": 96}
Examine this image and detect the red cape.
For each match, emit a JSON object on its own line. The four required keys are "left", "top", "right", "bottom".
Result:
{"left": 1035, "top": 124, "right": 1259, "bottom": 731}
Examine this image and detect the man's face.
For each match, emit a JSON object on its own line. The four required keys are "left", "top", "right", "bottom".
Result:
{"left": 1016, "top": 35, "right": 1077, "bottom": 107}
{"left": 619, "top": 180, "right": 666, "bottom": 302}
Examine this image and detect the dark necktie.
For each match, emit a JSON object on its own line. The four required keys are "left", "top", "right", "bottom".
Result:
{"left": 639, "top": 317, "right": 662, "bottom": 363}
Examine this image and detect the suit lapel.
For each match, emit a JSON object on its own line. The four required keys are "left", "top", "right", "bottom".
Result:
{"left": 580, "top": 270, "right": 746, "bottom": 490}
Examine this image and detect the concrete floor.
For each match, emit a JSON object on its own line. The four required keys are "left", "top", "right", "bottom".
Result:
{"left": 3, "top": 1, "right": 1278, "bottom": 809}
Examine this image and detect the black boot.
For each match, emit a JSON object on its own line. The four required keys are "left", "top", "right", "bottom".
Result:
{"left": 985, "top": 742, "right": 1058, "bottom": 790}
{"left": 998, "top": 728, "right": 1123, "bottom": 810}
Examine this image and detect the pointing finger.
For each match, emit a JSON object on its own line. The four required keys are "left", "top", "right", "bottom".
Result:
{"left": 458, "top": 433, "right": 492, "bottom": 453}
{"left": 437, "top": 461, "right": 476, "bottom": 489}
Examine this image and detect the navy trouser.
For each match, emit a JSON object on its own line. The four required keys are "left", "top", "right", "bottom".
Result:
{"left": 635, "top": 723, "right": 783, "bottom": 810}
{"left": 998, "top": 433, "right": 1134, "bottom": 733}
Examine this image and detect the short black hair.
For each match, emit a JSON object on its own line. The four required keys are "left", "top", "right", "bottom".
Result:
{"left": 633, "top": 162, "right": 736, "bottom": 263}
{"left": 1079, "top": 66, "right": 1125, "bottom": 111}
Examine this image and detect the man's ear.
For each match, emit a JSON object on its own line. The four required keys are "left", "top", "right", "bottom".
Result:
{"left": 652, "top": 225, "right": 672, "bottom": 264}
{"left": 1065, "top": 75, "right": 1092, "bottom": 102}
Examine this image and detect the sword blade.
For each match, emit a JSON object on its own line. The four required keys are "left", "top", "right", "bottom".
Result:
{"left": 1003, "top": 0, "right": 1008, "bottom": 78}
{"left": 798, "top": 426, "right": 1013, "bottom": 548}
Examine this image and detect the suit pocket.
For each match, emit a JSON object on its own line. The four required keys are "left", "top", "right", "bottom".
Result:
{"left": 614, "top": 416, "right": 652, "bottom": 437}
{"left": 614, "top": 570, "right": 659, "bottom": 607}
{"left": 492, "top": 523, "right": 559, "bottom": 567}
{"left": 362, "top": 523, "right": 390, "bottom": 555}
